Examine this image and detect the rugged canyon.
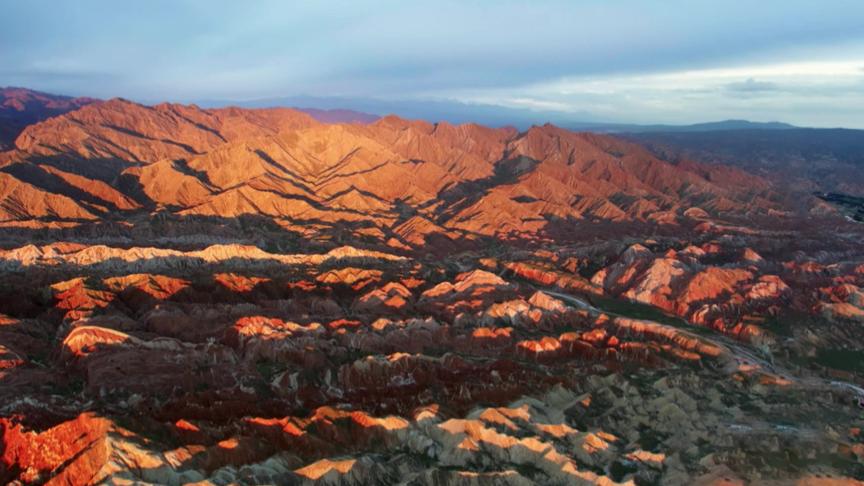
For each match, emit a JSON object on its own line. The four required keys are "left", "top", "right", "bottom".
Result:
{"left": 0, "top": 89, "right": 862, "bottom": 485}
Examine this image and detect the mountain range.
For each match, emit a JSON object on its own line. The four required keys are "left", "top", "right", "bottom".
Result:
{"left": 1, "top": 87, "right": 864, "bottom": 484}
{"left": 629, "top": 128, "right": 864, "bottom": 196}
{"left": 0, "top": 89, "right": 789, "bottom": 250}
{"left": 196, "top": 93, "right": 802, "bottom": 132}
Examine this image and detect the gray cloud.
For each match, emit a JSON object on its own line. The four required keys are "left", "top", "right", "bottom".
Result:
{"left": 725, "top": 78, "right": 780, "bottom": 93}
{"left": 2, "top": 0, "right": 863, "bottom": 126}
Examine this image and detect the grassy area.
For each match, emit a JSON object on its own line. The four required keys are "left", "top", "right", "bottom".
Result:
{"left": 813, "top": 348, "right": 864, "bottom": 373}
{"left": 586, "top": 294, "right": 713, "bottom": 335}
{"left": 761, "top": 315, "right": 794, "bottom": 338}
{"left": 816, "top": 192, "right": 864, "bottom": 222}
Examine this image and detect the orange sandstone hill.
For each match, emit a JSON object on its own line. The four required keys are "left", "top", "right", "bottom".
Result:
{"left": 0, "top": 97, "right": 778, "bottom": 247}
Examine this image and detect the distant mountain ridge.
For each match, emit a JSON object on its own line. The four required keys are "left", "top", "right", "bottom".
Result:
{"left": 194, "top": 94, "right": 801, "bottom": 132}
{"left": 572, "top": 119, "right": 797, "bottom": 133}
{"left": 0, "top": 87, "right": 96, "bottom": 149}
{"left": 290, "top": 107, "right": 379, "bottom": 124}
{"left": 3, "top": 87, "right": 802, "bottom": 134}
{"left": 629, "top": 127, "right": 864, "bottom": 196}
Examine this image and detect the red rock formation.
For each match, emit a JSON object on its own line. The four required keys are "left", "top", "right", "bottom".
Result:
{"left": 0, "top": 96, "right": 779, "bottom": 243}
{"left": 354, "top": 281, "right": 413, "bottom": 314}
{"left": 0, "top": 90, "right": 859, "bottom": 485}
{"left": 0, "top": 412, "right": 111, "bottom": 485}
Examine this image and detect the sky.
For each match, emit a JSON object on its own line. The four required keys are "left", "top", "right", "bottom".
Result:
{"left": 2, "top": 0, "right": 864, "bottom": 127}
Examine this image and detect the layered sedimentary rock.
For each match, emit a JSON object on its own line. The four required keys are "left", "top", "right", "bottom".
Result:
{"left": 1, "top": 94, "right": 863, "bottom": 484}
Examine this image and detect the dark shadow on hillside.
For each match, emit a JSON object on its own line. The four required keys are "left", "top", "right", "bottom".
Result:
{"left": 172, "top": 158, "right": 215, "bottom": 188}
{"left": 0, "top": 214, "right": 305, "bottom": 250}
{"left": 1, "top": 162, "right": 131, "bottom": 213}
{"left": 23, "top": 154, "right": 132, "bottom": 185}
{"left": 432, "top": 155, "right": 539, "bottom": 224}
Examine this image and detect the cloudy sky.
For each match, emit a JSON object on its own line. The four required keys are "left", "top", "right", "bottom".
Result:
{"left": 2, "top": 0, "right": 864, "bottom": 127}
